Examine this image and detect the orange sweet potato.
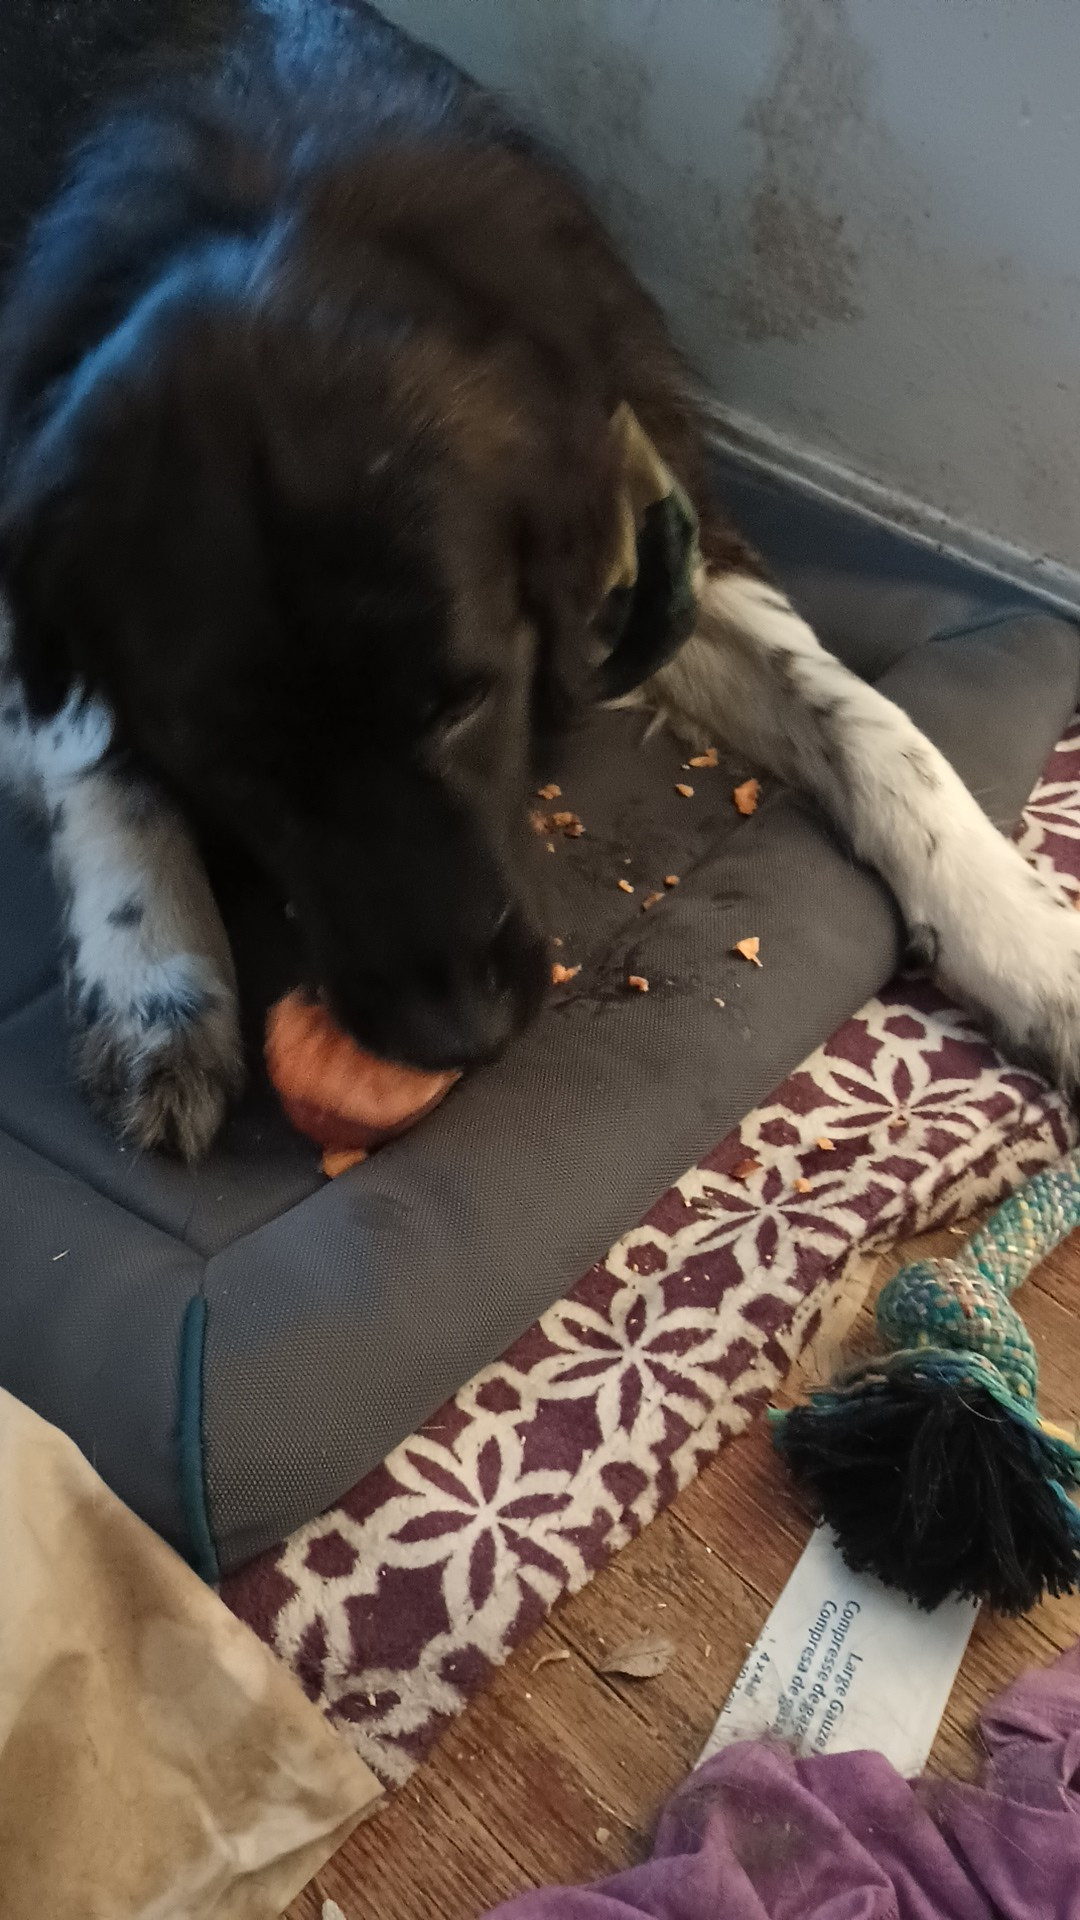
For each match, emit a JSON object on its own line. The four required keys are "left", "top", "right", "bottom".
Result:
{"left": 265, "top": 992, "right": 458, "bottom": 1159}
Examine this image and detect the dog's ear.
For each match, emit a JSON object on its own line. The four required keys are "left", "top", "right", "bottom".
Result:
{"left": 500, "top": 399, "right": 623, "bottom": 739}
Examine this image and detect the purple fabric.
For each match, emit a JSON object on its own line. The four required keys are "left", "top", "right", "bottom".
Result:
{"left": 489, "top": 1645, "right": 1080, "bottom": 1920}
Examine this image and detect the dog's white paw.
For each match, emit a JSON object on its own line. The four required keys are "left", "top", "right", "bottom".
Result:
{"left": 934, "top": 874, "right": 1080, "bottom": 1093}
{"left": 68, "top": 957, "right": 244, "bottom": 1161}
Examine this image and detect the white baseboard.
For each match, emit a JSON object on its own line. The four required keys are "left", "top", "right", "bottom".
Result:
{"left": 703, "top": 402, "right": 1080, "bottom": 620}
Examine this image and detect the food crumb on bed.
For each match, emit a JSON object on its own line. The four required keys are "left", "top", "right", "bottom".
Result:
{"left": 536, "top": 808, "right": 585, "bottom": 838}
{"left": 627, "top": 974, "right": 650, "bottom": 993}
{"left": 732, "top": 935, "right": 762, "bottom": 966}
{"left": 675, "top": 782, "right": 694, "bottom": 798}
{"left": 551, "top": 962, "right": 581, "bottom": 985}
{"left": 618, "top": 878, "right": 635, "bottom": 894}
{"left": 713, "top": 996, "right": 725, "bottom": 1007}
{"left": 792, "top": 1177, "right": 812, "bottom": 1194}
{"left": 732, "top": 778, "right": 761, "bottom": 815}
{"left": 537, "top": 782, "right": 562, "bottom": 800}
{"left": 732, "top": 1156, "right": 761, "bottom": 1183}
{"left": 642, "top": 891, "right": 664, "bottom": 911}
{"left": 664, "top": 874, "right": 680, "bottom": 887}
{"left": 322, "top": 1146, "right": 369, "bottom": 1179}
{"left": 688, "top": 747, "right": 718, "bottom": 769}
{"left": 816, "top": 1135, "right": 836, "bottom": 1151}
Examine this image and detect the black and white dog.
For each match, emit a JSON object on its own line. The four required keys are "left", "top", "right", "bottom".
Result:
{"left": 0, "top": 0, "right": 1077, "bottom": 1160}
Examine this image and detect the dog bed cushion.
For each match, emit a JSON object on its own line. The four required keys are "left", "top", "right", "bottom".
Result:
{"left": 1, "top": 460, "right": 1076, "bottom": 1575}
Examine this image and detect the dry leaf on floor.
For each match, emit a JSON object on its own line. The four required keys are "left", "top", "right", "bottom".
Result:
{"left": 532, "top": 1648, "right": 572, "bottom": 1675}
{"left": 598, "top": 1634, "right": 675, "bottom": 1679}
{"left": 551, "top": 962, "right": 581, "bottom": 986}
{"left": 732, "top": 778, "right": 761, "bottom": 816}
{"left": 732, "top": 936, "right": 762, "bottom": 966}
{"left": 688, "top": 747, "right": 719, "bottom": 768}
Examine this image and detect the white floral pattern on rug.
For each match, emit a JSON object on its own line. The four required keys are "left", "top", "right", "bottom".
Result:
{"left": 225, "top": 724, "right": 1080, "bottom": 1786}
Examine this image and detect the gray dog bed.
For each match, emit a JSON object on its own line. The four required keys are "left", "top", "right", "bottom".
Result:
{"left": 2, "top": 459, "right": 1077, "bottom": 1576}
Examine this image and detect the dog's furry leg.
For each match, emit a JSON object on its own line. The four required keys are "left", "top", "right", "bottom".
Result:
{"left": 0, "top": 623, "right": 242, "bottom": 1158}
{"left": 641, "top": 570, "right": 1080, "bottom": 1089}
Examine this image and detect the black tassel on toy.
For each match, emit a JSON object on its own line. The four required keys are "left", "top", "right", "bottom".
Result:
{"left": 770, "top": 1154, "right": 1080, "bottom": 1615}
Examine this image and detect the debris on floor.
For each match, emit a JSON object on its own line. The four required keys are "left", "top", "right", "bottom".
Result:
{"left": 598, "top": 1634, "right": 675, "bottom": 1679}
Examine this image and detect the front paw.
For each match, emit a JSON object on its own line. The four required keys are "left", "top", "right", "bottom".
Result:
{"left": 937, "top": 885, "right": 1080, "bottom": 1094}
{"left": 71, "top": 965, "right": 244, "bottom": 1160}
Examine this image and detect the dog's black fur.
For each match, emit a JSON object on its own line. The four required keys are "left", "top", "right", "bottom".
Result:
{"left": 0, "top": 0, "right": 756, "bottom": 1071}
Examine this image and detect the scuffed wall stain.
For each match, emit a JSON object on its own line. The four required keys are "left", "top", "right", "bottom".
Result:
{"left": 728, "top": 0, "right": 866, "bottom": 342}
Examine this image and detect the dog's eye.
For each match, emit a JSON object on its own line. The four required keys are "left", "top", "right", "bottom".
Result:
{"left": 430, "top": 674, "right": 494, "bottom": 738}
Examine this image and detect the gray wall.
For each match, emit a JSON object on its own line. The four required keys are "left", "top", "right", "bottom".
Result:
{"left": 377, "top": 0, "right": 1080, "bottom": 581}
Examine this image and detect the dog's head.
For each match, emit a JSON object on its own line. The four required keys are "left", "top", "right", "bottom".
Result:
{"left": 0, "top": 265, "right": 644, "bottom": 1069}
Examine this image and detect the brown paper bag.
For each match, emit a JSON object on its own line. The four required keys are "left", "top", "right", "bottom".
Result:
{"left": 0, "top": 1388, "right": 381, "bottom": 1919}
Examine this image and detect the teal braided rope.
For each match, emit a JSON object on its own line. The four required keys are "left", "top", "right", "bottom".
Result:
{"left": 769, "top": 1144, "right": 1080, "bottom": 1610}
{"left": 871, "top": 1144, "right": 1080, "bottom": 1418}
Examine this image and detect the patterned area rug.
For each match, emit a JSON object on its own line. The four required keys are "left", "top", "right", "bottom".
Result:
{"left": 224, "top": 718, "right": 1080, "bottom": 1786}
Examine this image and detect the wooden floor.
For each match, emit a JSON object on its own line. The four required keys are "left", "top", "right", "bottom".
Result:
{"left": 289, "top": 1225, "right": 1080, "bottom": 1920}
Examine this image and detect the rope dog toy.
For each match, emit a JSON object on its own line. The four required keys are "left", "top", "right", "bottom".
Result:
{"left": 771, "top": 1149, "right": 1080, "bottom": 1614}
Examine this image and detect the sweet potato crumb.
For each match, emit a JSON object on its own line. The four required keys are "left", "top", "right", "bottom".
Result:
{"left": 322, "top": 1146, "right": 368, "bottom": 1179}
{"left": 732, "top": 1156, "right": 761, "bottom": 1183}
{"left": 617, "top": 878, "right": 635, "bottom": 894}
{"left": 537, "top": 782, "right": 562, "bottom": 801}
{"left": 816, "top": 1136, "right": 836, "bottom": 1152}
{"left": 732, "top": 936, "right": 762, "bottom": 967}
{"left": 792, "top": 1177, "right": 812, "bottom": 1194}
{"left": 627, "top": 974, "right": 650, "bottom": 993}
{"left": 675, "top": 782, "right": 694, "bottom": 798}
{"left": 565, "top": 820, "right": 585, "bottom": 838}
{"left": 688, "top": 748, "right": 719, "bottom": 769}
{"left": 733, "top": 778, "right": 761, "bottom": 816}
{"left": 551, "top": 962, "right": 581, "bottom": 986}
{"left": 664, "top": 874, "right": 680, "bottom": 888}
{"left": 642, "top": 891, "right": 664, "bottom": 911}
